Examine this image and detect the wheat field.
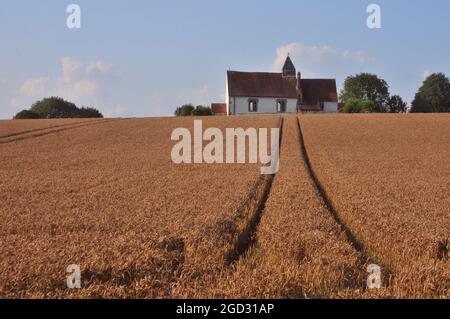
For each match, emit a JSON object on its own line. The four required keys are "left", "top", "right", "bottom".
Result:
{"left": 0, "top": 114, "right": 448, "bottom": 298}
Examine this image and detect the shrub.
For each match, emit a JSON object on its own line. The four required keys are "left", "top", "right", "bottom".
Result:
{"left": 13, "top": 110, "right": 41, "bottom": 120}
{"left": 77, "top": 107, "right": 104, "bottom": 118}
{"left": 191, "top": 105, "right": 213, "bottom": 116}
{"left": 13, "top": 97, "right": 103, "bottom": 119}
{"left": 340, "top": 73, "right": 390, "bottom": 112}
{"left": 387, "top": 95, "right": 407, "bottom": 113}
{"left": 359, "top": 99, "right": 375, "bottom": 113}
{"left": 174, "top": 104, "right": 195, "bottom": 116}
{"left": 30, "top": 97, "right": 79, "bottom": 118}
{"left": 341, "top": 98, "right": 375, "bottom": 113}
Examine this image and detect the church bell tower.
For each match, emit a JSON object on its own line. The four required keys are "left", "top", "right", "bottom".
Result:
{"left": 282, "top": 55, "right": 296, "bottom": 77}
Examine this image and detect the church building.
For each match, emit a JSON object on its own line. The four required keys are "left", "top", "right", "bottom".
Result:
{"left": 222, "top": 56, "right": 338, "bottom": 115}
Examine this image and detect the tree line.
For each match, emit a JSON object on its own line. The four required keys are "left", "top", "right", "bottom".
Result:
{"left": 14, "top": 97, "right": 103, "bottom": 119}
{"left": 174, "top": 72, "right": 450, "bottom": 116}
{"left": 340, "top": 72, "right": 450, "bottom": 113}
{"left": 174, "top": 104, "right": 212, "bottom": 116}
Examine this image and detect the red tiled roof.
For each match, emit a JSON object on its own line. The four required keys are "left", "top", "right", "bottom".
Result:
{"left": 301, "top": 79, "right": 338, "bottom": 104}
{"left": 211, "top": 103, "right": 227, "bottom": 114}
{"left": 227, "top": 71, "right": 337, "bottom": 104}
{"left": 227, "top": 71, "right": 298, "bottom": 98}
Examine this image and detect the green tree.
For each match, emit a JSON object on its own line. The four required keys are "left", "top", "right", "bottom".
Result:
{"left": 13, "top": 110, "right": 41, "bottom": 119}
{"left": 77, "top": 107, "right": 104, "bottom": 118}
{"left": 191, "top": 105, "right": 213, "bottom": 116}
{"left": 340, "top": 73, "right": 390, "bottom": 112}
{"left": 340, "top": 98, "right": 375, "bottom": 113}
{"left": 411, "top": 73, "right": 450, "bottom": 113}
{"left": 174, "top": 104, "right": 195, "bottom": 116}
{"left": 14, "top": 97, "right": 103, "bottom": 119}
{"left": 387, "top": 95, "right": 407, "bottom": 113}
{"left": 30, "top": 97, "right": 79, "bottom": 118}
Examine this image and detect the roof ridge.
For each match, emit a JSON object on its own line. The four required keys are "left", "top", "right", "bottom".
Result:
{"left": 228, "top": 70, "right": 282, "bottom": 75}
{"left": 301, "top": 78, "right": 336, "bottom": 81}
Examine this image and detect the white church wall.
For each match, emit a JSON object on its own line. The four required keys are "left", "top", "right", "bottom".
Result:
{"left": 231, "top": 97, "right": 297, "bottom": 115}
{"left": 323, "top": 102, "right": 338, "bottom": 113}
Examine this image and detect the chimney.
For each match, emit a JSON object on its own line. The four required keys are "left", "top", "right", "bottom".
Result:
{"left": 297, "top": 72, "right": 303, "bottom": 106}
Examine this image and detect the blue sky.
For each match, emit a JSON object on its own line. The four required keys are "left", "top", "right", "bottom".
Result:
{"left": 0, "top": 0, "right": 449, "bottom": 119}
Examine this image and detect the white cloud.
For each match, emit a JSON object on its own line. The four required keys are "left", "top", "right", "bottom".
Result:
{"left": 145, "top": 83, "right": 215, "bottom": 117}
{"left": 272, "top": 42, "right": 373, "bottom": 77}
{"left": 16, "top": 77, "right": 49, "bottom": 97}
{"left": 63, "top": 80, "right": 98, "bottom": 100}
{"left": 86, "top": 60, "right": 113, "bottom": 76}
{"left": 9, "top": 77, "right": 50, "bottom": 108}
{"left": 60, "top": 57, "right": 84, "bottom": 85}
{"left": 273, "top": 43, "right": 337, "bottom": 72}
{"left": 10, "top": 57, "right": 120, "bottom": 114}
{"left": 58, "top": 57, "right": 114, "bottom": 84}
{"left": 9, "top": 97, "right": 23, "bottom": 109}
{"left": 341, "top": 50, "right": 372, "bottom": 64}
{"left": 421, "top": 70, "right": 432, "bottom": 80}
{"left": 174, "top": 84, "right": 212, "bottom": 105}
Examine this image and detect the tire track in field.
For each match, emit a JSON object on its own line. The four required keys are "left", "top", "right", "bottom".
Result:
{"left": 0, "top": 120, "right": 92, "bottom": 139}
{"left": 0, "top": 119, "right": 118, "bottom": 145}
{"left": 296, "top": 116, "right": 393, "bottom": 286}
{"left": 225, "top": 117, "right": 284, "bottom": 265}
